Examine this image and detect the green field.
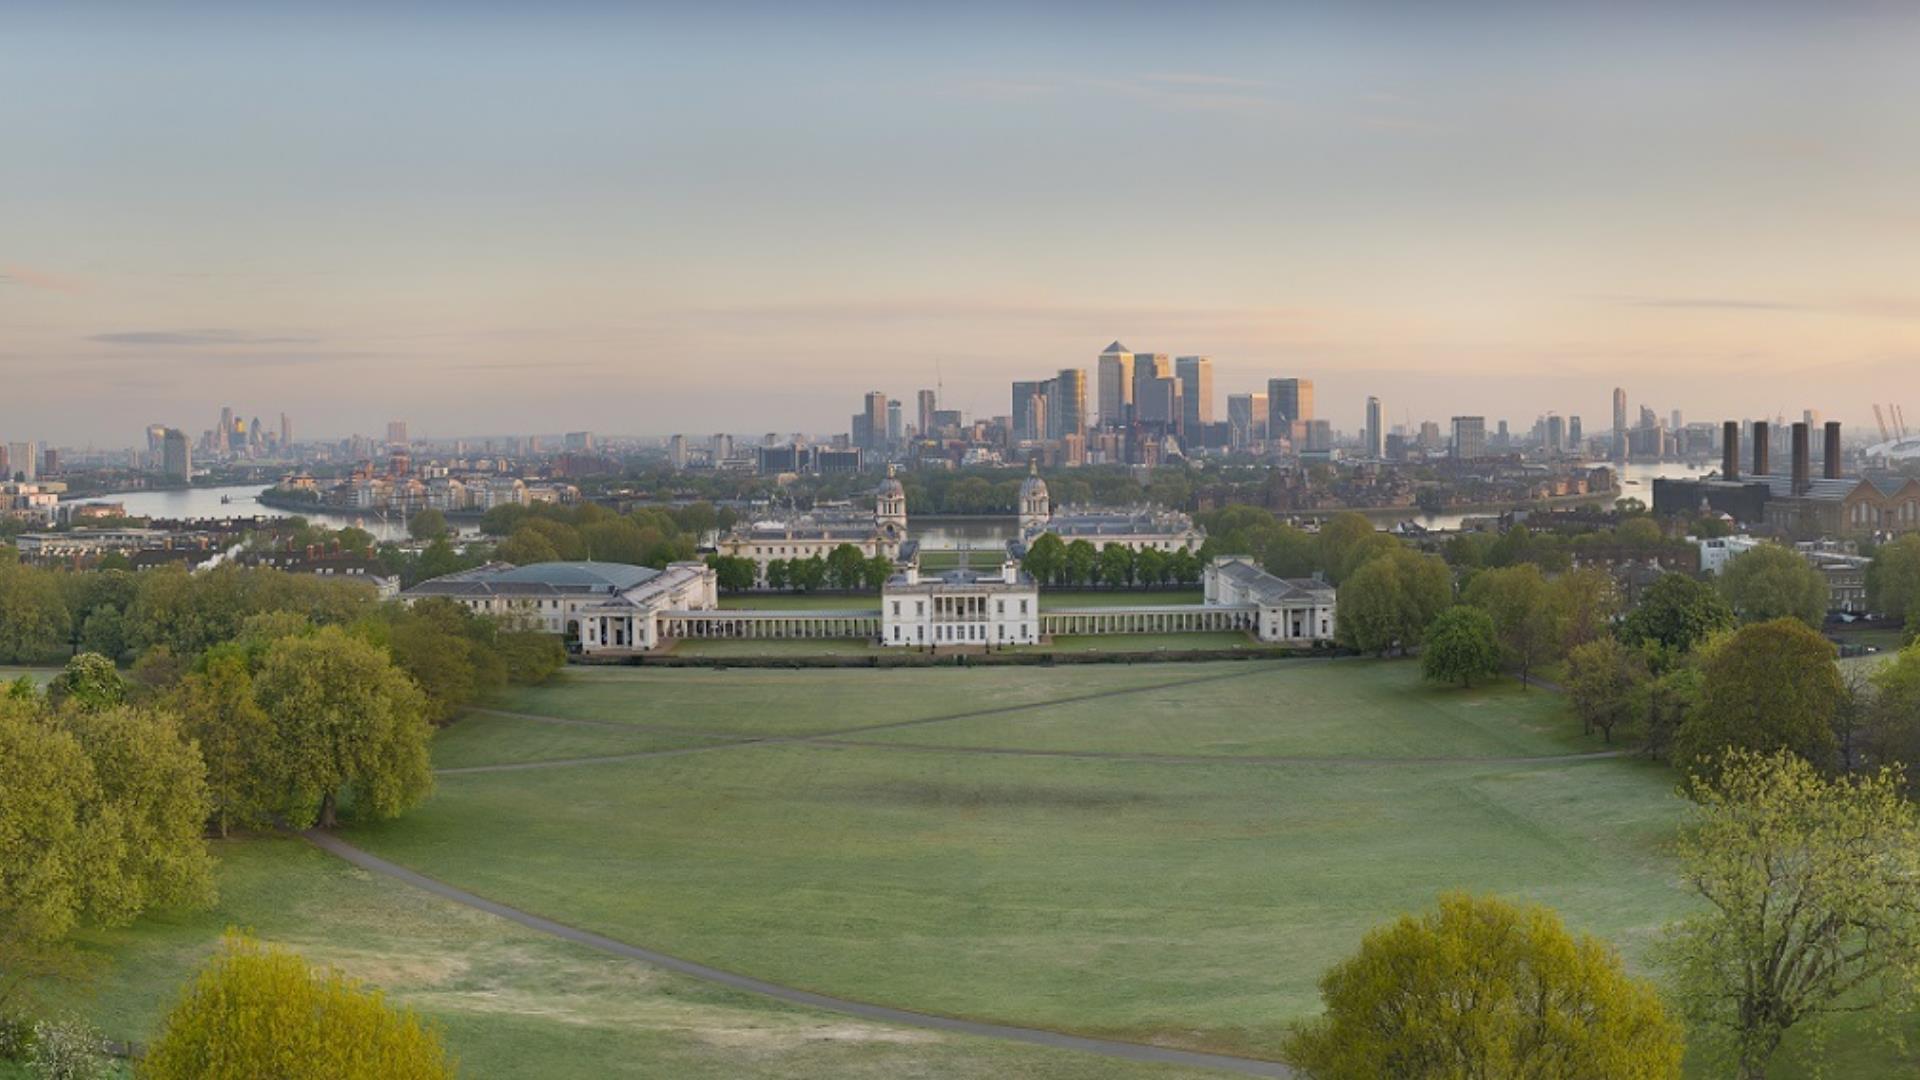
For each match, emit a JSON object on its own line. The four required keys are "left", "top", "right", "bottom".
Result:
{"left": 0, "top": 665, "right": 58, "bottom": 686}
{"left": 1039, "top": 590, "right": 1205, "bottom": 609}
{"left": 32, "top": 659, "right": 1900, "bottom": 1077}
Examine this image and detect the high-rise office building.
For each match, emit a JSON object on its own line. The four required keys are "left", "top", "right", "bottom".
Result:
{"left": 1568, "top": 416, "right": 1583, "bottom": 450}
{"left": 1451, "top": 416, "right": 1487, "bottom": 460}
{"left": 863, "top": 392, "right": 889, "bottom": 451}
{"left": 7, "top": 441, "right": 36, "bottom": 482}
{"left": 218, "top": 406, "right": 234, "bottom": 455}
{"left": 279, "top": 412, "right": 291, "bottom": 449}
{"left": 1174, "top": 356, "right": 1214, "bottom": 437}
{"left": 1012, "top": 381, "right": 1049, "bottom": 442}
{"left": 1612, "top": 387, "right": 1628, "bottom": 461}
{"left": 1670, "top": 409, "right": 1683, "bottom": 434}
{"left": 1129, "top": 354, "right": 1179, "bottom": 434}
{"left": 886, "top": 400, "right": 903, "bottom": 444}
{"left": 1049, "top": 368, "right": 1087, "bottom": 441}
{"left": 162, "top": 428, "right": 191, "bottom": 482}
{"left": 1227, "top": 393, "right": 1267, "bottom": 451}
{"left": 1097, "top": 341, "right": 1134, "bottom": 428}
{"left": 1266, "top": 378, "right": 1313, "bottom": 445}
{"left": 1545, "top": 413, "right": 1566, "bottom": 453}
{"left": 1364, "top": 397, "right": 1384, "bottom": 459}
{"left": 917, "top": 389, "right": 937, "bottom": 437}
{"left": 387, "top": 420, "right": 409, "bottom": 446}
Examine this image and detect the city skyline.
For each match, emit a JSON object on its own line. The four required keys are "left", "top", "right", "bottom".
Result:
{"left": 5, "top": 3, "right": 1920, "bottom": 444}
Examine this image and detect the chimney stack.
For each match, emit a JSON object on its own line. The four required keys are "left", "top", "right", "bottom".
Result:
{"left": 1753, "top": 421, "right": 1770, "bottom": 477}
{"left": 1722, "top": 421, "right": 1740, "bottom": 480}
{"left": 1791, "top": 422, "right": 1810, "bottom": 495}
{"left": 1824, "top": 421, "right": 1843, "bottom": 480}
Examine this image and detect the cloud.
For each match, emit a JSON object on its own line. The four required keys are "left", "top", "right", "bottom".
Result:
{"left": 0, "top": 264, "right": 84, "bottom": 293}
{"left": 88, "top": 328, "right": 322, "bottom": 346}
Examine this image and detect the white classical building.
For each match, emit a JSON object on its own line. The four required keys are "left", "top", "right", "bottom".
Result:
{"left": 400, "top": 560, "right": 717, "bottom": 651}
{"left": 1013, "top": 471, "right": 1204, "bottom": 555}
{"left": 881, "top": 561, "right": 1040, "bottom": 648}
{"left": 1203, "top": 556, "right": 1337, "bottom": 643}
{"left": 714, "top": 470, "right": 912, "bottom": 586}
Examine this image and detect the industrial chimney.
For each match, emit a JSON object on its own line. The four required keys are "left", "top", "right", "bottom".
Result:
{"left": 1754, "top": 421, "right": 1771, "bottom": 477}
{"left": 1824, "top": 421, "right": 1843, "bottom": 480}
{"left": 1791, "top": 422, "right": 1810, "bottom": 495}
{"left": 1722, "top": 421, "right": 1740, "bottom": 480}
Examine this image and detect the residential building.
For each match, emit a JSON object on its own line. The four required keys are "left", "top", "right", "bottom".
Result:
{"left": 1365, "top": 396, "right": 1384, "bottom": 459}
{"left": 1451, "top": 416, "right": 1487, "bottom": 460}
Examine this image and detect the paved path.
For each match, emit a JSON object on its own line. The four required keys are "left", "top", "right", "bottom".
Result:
{"left": 300, "top": 829, "right": 1291, "bottom": 1078}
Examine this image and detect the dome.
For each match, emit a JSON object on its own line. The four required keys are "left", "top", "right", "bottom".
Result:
{"left": 1020, "top": 473, "right": 1048, "bottom": 498}
{"left": 877, "top": 477, "right": 906, "bottom": 498}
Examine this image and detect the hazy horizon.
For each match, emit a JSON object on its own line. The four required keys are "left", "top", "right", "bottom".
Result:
{"left": 5, "top": 2, "right": 1920, "bottom": 447}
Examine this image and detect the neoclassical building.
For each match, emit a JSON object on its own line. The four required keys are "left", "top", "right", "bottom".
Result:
{"left": 880, "top": 561, "right": 1040, "bottom": 648}
{"left": 400, "top": 560, "right": 717, "bottom": 650}
{"left": 714, "top": 470, "right": 913, "bottom": 586}
{"left": 1203, "top": 556, "right": 1337, "bottom": 643}
{"left": 1013, "top": 470, "right": 1204, "bottom": 556}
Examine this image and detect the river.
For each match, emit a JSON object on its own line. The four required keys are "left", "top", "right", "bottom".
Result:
{"left": 69, "top": 484, "right": 412, "bottom": 541}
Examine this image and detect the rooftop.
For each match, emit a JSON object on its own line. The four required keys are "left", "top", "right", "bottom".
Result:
{"left": 403, "top": 560, "right": 661, "bottom": 598}
{"left": 1212, "top": 558, "right": 1335, "bottom": 606}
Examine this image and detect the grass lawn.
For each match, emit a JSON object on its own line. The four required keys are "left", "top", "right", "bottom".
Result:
{"left": 0, "top": 665, "right": 58, "bottom": 686}
{"left": 38, "top": 838, "right": 1215, "bottom": 1080}
{"left": 715, "top": 593, "right": 882, "bottom": 610}
{"left": 1039, "top": 590, "right": 1204, "bottom": 609}
{"left": 1027, "top": 632, "right": 1271, "bottom": 653}
{"left": 668, "top": 637, "right": 885, "bottom": 657}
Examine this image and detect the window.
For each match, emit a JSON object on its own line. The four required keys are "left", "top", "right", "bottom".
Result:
{"left": 997, "top": 600, "right": 1004, "bottom": 615}
{"left": 891, "top": 601, "right": 900, "bottom": 615}
{"left": 1020, "top": 599, "right": 1029, "bottom": 614}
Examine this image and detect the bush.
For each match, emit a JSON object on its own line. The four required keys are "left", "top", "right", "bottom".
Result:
{"left": 25, "top": 1017, "right": 108, "bottom": 1080}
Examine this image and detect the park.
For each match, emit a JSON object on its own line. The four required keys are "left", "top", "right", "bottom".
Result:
{"left": 14, "top": 652, "right": 1900, "bottom": 1079}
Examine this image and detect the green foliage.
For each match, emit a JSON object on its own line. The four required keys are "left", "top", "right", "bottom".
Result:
{"left": 1717, "top": 543, "right": 1828, "bottom": 627}
{"left": 1285, "top": 893, "right": 1683, "bottom": 1079}
{"left": 1062, "top": 540, "right": 1097, "bottom": 586}
{"left": 826, "top": 544, "right": 870, "bottom": 590}
{"left": 1097, "top": 544, "right": 1135, "bottom": 586}
{"left": 169, "top": 650, "right": 276, "bottom": 837}
{"left": 1022, "top": 533, "right": 1065, "bottom": 585}
{"left": 1564, "top": 638, "right": 1647, "bottom": 743}
{"left": 120, "top": 565, "right": 378, "bottom": 658}
{"left": 405, "top": 509, "right": 448, "bottom": 540}
{"left": 0, "top": 562, "right": 72, "bottom": 664}
{"left": 495, "top": 526, "right": 560, "bottom": 565}
{"left": 1867, "top": 534, "right": 1920, "bottom": 621}
{"left": 377, "top": 600, "right": 508, "bottom": 725}
{"left": 1620, "top": 573, "right": 1735, "bottom": 657}
{"left": 1337, "top": 548, "right": 1452, "bottom": 655}
{"left": 1551, "top": 567, "right": 1620, "bottom": 654}
{"left": 1463, "top": 564, "right": 1561, "bottom": 683}
{"left": 1663, "top": 750, "right": 1920, "bottom": 1079}
{"left": 1860, "top": 644, "right": 1920, "bottom": 785}
{"left": 1421, "top": 606, "right": 1501, "bottom": 688}
{"left": 253, "top": 627, "right": 434, "bottom": 829}
{"left": 1673, "top": 619, "right": 1843, "bottom": 778}
{"left": 142, "top": 933, "right": 454, "bottom": 1080}
{"left": 704, "top": 554, "right": 757, "bottom": 592}
{"left": 46, "top": 655, "right": 126, "bottom": 713}
{"left": 1315, "top": 512, "right": 1376, "bottom": 583}
{"left": 25, "top": 1016, "right": 109, "bottom": 1080}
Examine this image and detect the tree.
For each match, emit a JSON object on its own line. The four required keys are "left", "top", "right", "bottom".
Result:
{"left": 253, "top": 628, "right": 434, "bottom": 829}
{"left": 405, "top": 509, "right": 448, "bottom": 541}
{"left": 825, "top": 544, "right": 869, "bottom": 591}
{"left": 787, "top": 555, "right": 827, "bottom": 592}
{"left": 1286, "top": 893, "right": 1682, "bottom": 1080}
{"left": 1463, "top": 564, "right": 1561, "bottom": 685}
{"left": 1860, "top": 645, "right": 1920, "bottom": 782}
{"left": 1634, "top": 665, "right": 1701, "bottom": 762}
{"left": 1316, "top": 512, "right": 1375, "bottom": 582}
{"left": 1564, "top": 638, "right": 1646, "bottom": 743}
{"left": 1098, "top": 544, "right": 1135, "bottom": 587}
{"left": 1167, "top": 548, "right": 1201, "bottom": 585}
{"left": 494, "top": 527, "right": 560, "bottom": 566}
{"left": 1662, "top": 751, "right": 1920, "bottom": 1079}
{"left": 1673, "top": 619, "right": 1843, "bottom": 777}
{"left": 143, "top": 933, "right": 453, "bottom": 1080}
{"left": 1551, "top": 567, "right": 1620, "bottom": 654}
{"left": 1718, "top": 543, "right": 1827, "bottom": 627}
{"left": 1422, "top": 607, "right": 1501, "bottom": 688}
{"left": 1022, "top": 533, "right": 1065, "bottom": 585}
{"left": 862, "top": 555, "right": 894, "bottom": 592}
{"left": 170, "top": 649, "right": 277, "bottom": 836}
{"left": 1135, "top": 547, "right": 1169, "bottom": 586}
{"left": 1063, "top": 540, "right": 1097, "bottom": 586}
{"left": 1867, "top": 534, "right": 1920, "bottom": 621}
{"left": 1620, "top": 573, "right": 1735, "bottom": 657}
{"left": 763, "top": 559, "right": 789, "bottom": 591}
{"left": 705, "top": 555, "right": 757, "bottom": 593}
{"left": 1337, "top": 548, "right": 1452, "bottom": 656}
{"left": 46, "top": 654, "right": 126, "bottom": 712}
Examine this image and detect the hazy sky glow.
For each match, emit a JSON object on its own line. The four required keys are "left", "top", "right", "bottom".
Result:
{"left": 4, "top": 2, "right": 1920, "bottom": 445}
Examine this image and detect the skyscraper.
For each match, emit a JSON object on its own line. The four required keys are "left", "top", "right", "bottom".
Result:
{"left": 1568, "top": 415, "right": 1583, "bottom": 450}
{"left": 1451, "top": 416, "right": 1487, "bottom": 460}
{"left": 1130, "top": 355, "right": 1178, "bottom": 433}
{"left": 1097, "top": 341, "right": 1134, "bottom": 428}
{"left": 1612, "top": 387, "right": 1628, "bottom": 462}
{"left": 387, "top": 420, "right": 409, "bottom": 446}
{"left": 1545, "top": 413, "right": 1566, "bottom": 453}
{"left": 1266, "top": 378, "right": 1313, "bottom": 445}
{"left": 1049, "top": 368, "right": 1087, "bottom": 441}
{"left": 1365, "top": 396, "right": 1384, "bottom": 459}
{"left": 863, "top": 392, "right": 889, "bottom": 451}
{"left": 1012, "top": 381, "right": 1049, "bottom": 442}
{"left": 917, "top": 389, "right": 936, "bottom": 437}
{"left": 1174, "top": 356, "right": 1214, "bottom": 437}
{"left": 886, "top": 399, "right": 903, "bottom": 444}
{"left": 1227, "top": 393, "right": 1267, "bottom": 451}
{"left": 162, "top": 428, "right": 191, "bottom": 482}
{"left": 218, "top": 406, "right": 234, "bottom": 456}
{"left": 279, "top": 412, "right": 291, "bottom": 449}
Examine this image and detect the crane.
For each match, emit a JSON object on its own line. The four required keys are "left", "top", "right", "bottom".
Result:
{"left": 1874, "top": 404, "right": 1891, "bottom": 442}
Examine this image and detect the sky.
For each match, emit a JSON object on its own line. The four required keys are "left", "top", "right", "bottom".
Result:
{"left": 4, "top": 1, "right": 1920, "bottom": 447}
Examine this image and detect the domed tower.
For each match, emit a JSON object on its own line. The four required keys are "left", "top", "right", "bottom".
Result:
{"left": 875, "top": 465, "right": 908, "bottom": 533}
{"left": 1018, "top": 465, "right": 1051, "bottom": 534}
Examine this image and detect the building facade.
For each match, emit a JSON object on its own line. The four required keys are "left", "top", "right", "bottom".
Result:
{"left": 880, "top": 562, "right": 1040, "bottom": 648}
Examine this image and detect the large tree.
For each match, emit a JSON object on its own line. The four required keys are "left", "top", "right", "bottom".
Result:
{"left": 405, "top": 509, "right": 448, "bottom": 541}
{"left": 1421, "top": 606, "right": 1501, "bottom": 688}
{"left": 1286, "top": 893, "right": 1682, "bottom": 1079}
{"left": 144, "top": 934, "right": 454, "bottom": 1080}
{"left": 1315, "top": 512, "right": 1377, "bottom": 583}
{"left": 1663, "top": 750, "right": 1920, "bottom": 1079}
{"left": 170, "top": 649, "right": 278, "bottom": 837}
{"left": 1337, "top": 548, "right": 1452, "bottom": 656}
{"left": 1564, "top": 637, "right": 1647, "bottom": 743}
{"left": 1021, "top": 533, "right": 1065, "bottom": 585}
{"left": 1464, "top": 564, "right": 1562, "bottom": 685}
{"left": 1673, "top": 618, "right": 1843, "bottom": 776}
{"left": 1717, "top": 543, "right": 1828, "bottom": 627}
{"left": 1620, "top": 572, "right": 1735, "bottom": 659}
{"left": 1552, "top": 567, "right": 1621, "bottom": 654}
{"left": 253, "top": 628, "right": 434, "bottom": 829}
{"left": 1867, "top": 534, "right": 1920, "bottom": 622}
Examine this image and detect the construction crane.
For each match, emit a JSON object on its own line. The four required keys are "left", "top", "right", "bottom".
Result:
{"left": 1900, "top": 404, "right": 1911, "bottom": 439}
{"left": 1874, "top": 404, "right": 1891, "bottom": 441}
